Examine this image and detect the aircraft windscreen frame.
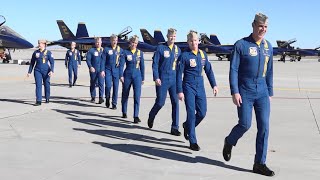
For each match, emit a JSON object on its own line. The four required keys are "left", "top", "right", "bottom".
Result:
{"left": 0, "top": 15, "right": 6, "bottom": 27}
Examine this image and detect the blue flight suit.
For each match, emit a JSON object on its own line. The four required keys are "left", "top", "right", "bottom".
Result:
{"left": 65, "top": 49, "right": 81, "bottom": 85}
{"left": 86, "top": 47, "right": 104, "bottom": 98}
{"left": 120, "top": 49, "right": 145, "bottom": 118}
{"left": 101, "top": 46, "right": 123, "bottom": 106}
{"left": 177, "top": 49, "right": 217, "bottom": 144}
{"left": 28, "top": 49, "right": 55, "bottom": 102}
{"left": 149, "top": 44, "right": 181, "bottom": 130}
{"left": 226, "top": 34, "right": 273, "bottom": 164}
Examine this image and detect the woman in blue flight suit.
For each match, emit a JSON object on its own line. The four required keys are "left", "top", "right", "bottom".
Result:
{"left": 177, "top": 31, "right": 218, "bottom": 151}
{"left": 120, "top": 35, "right": 145, "bottom": 123}
{"left": 27, "top": 39, "right": 54, "bottom": 106}
{"left": 65, "top": 41, "right": 81, "bottom": 87}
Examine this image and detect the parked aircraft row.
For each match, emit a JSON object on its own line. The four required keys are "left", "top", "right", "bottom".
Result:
{"left": 1, "top": 15, "right": 319, "bottom": 63}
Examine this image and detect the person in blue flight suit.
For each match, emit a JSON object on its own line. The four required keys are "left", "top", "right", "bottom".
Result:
{"left": 222, "top": 13, "right": 275, "bottom": 177}
{"left": 177, "top": 31, "right": 218, "bottom": 151}
{"left": 86, "top": 37, "right": 104, "bottom": 104}
{"left": 27, "top": 39, "right": 54, "bottom": 106}
{"left": 148, "top": 28, "right": 182, "bottom": 136}
{"left": 120, "top": 35, "right": 145, "bottom": 124}
{"left": 65, "top": 41, "right": 81, "bottom": 87}
{"left": 101, "top": 34, "right": 123, "bottom": 109}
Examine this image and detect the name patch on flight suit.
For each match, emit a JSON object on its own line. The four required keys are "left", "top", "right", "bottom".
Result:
{"left": 108, "top": 50, "right": 113, "bottom": 55}
{"left": 127, "top": 55, "right": 132, "bottom": 61}
{"left": 94, "top": 52, "right": 98, "bottom": 56}
{"left": 35, "top": 53, "right": 40, "bottom": 58}
{"left": 249, "top": 47, "right": 258, "bottom": 56}
{"left": 164, "top": 51, "right": 170, "bottom": 58}
{"left": 190, "top": 59, "right": 197, "bottom": 67}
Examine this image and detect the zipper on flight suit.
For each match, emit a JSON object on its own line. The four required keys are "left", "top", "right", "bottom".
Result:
{"left": 256, "top": 45, "right": 261, "bottom": 88}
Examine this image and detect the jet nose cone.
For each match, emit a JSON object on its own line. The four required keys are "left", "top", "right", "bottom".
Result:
{"left": 23, "top": 39, "right": 34, "bottom": 48}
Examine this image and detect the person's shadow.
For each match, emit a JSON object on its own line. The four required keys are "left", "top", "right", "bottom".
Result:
{"left": 93, "top": 141, "right": 252, "bottom": 173}
{"left": 74, "top": 127, "right": 187, "bottom": 149}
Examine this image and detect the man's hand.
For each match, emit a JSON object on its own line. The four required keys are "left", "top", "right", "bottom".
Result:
{"left": 27, "top": 73, "right": 30, "bottom": 78}
{"left": 232, "top": 93, "right": 242, "bottom": 107}
{"left": 120, "top": 77, "right": 124, "bottom": 83}
{"left": 90, "top": 67, "right": 95, "bottom": 73}
{"left": 101, "top": 71, "right": 105, "bottom": 78}
{"left": 48, "top": 71, "right": 54, "bottom": 77}
{"left": 155, "top": 79, "right": 161, "bottom": 86}
{"left": 213, "top": 86, "right": 219, "bottom": 97}
{"left": 178, "top": 93, "right": 184, "bottom": 101}
{"left": 142, "top": 81, "right": 144, "bottom": 85}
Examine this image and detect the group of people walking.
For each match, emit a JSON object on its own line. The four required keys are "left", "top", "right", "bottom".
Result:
{"left": 27, "top": 13, "right": 275, "bottom": 176}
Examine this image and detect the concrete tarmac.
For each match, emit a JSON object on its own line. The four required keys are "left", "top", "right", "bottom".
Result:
{"left": 0, "top": 50, "right": 319, "bottom": 180}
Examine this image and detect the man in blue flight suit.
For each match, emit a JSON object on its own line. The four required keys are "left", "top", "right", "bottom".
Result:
{"left": 65, "top": 41, "right": 81, "bottom": 88}
{"left": 177, "top": 31, "right": 218, "bottom": 151}
{"left": 101, "top": 34, "right": 123, "bottom": 109}
{"left": 86, "top": 37, "right": 104, "bottom": 104}
{"left": 120, "top": 35, "right": 145, "bottom": 124}
{"left": 148, "top": 28, "right": 182, "bottom": 136}
{"left": 222, "top": 13, "right": 275, "bottom": 177}
{"left": 27, "top": 39, "right": 54, "bottom": 106}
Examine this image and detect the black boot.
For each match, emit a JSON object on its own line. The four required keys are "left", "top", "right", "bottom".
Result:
{"left": 45, "top": 99, "right": 49, "bottom": 103}
{"left": 35, "top": 101, "right": 41, "bottom": 106}
{"left": 223, "top": 137, "right": 233, "bottom": 161}
{"left": 98, "top": 97, "right": 104, "bottom": 104}
{"left": 90, "top": 97, "right": 95, "bottom": 103}
{"left": 110, "top": 105, "right": 117, "bottom": 110}
{"left": 190, "top": 143, "right": 200, "bottom": 151}
{"left": 122, "top": 113, "right": 127, "bottom": 118}
{"left": 182, "top": 122, "right": 189, "bottom": 140}
{"left": 69, "top": 84, "right": 72, "bottom": 88}
{"left": 170, "top": 128, "right": 181, "bottom": 136}
{"left": 253, "top": 163, "right": 275, "bottom": 176}
{"left": 105, "top": 97, "right": 110, "bottom": 108}
{"left": 134, "top": 117, "right": 141, "bottom": 124}
{"left": 147, "top": 115, "right": 155, "bottom": 128}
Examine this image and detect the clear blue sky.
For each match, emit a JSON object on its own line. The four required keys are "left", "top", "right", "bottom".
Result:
{"left": 1, "top": 0, "right": 319, "bottom": 48}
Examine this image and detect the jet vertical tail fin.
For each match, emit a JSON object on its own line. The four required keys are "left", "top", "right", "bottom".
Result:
{"left": 154, "top": 30, "right": 165, "bottom": 44}
{"left": 140, "top": 29, "right": 157, "bottom": 45}
{"left": 209, "top": 34, "right": 221, "bottom": 45}
{"left": 57, "top": 20, "right": 75, "bottom": 40}
{"left": 76, "top": 22, "right": 89, "bottom": 38}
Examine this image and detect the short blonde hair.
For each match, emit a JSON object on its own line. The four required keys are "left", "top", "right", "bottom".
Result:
{"left": 167, "top": 28, "right": 177, "bottom": 36}
{"left": 38, "top": 39, "right": 47, "bottom": 44}
{"left": 110, "top": 34, "right": 118, "bottom": 40}
{"left": 187, "top": 30, "right": 198, "bottom": 41}
{"left": 129, "top": 35, "right": 139, "bottom": 43}
{"left": 94, "top": 37, "right": 102, "bottom": 42}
